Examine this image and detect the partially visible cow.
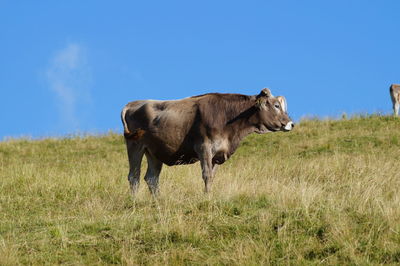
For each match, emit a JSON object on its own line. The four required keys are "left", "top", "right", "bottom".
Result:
{"left": 121, "top": 88, "right": 294, "bottom": 195}
{"left": 390, "top": 84, "right": 400, "bottom": 116}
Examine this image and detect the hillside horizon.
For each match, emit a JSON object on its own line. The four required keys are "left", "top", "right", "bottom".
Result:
{"left": 2, "top": 112, "right": 396, "bottom": 142}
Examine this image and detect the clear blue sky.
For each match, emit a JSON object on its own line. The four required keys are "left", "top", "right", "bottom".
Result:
{"left": 1, "top": 1, "right": 399, "bottom": 139}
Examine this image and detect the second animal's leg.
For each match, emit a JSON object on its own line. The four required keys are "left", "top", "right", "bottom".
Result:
{"left": 125, "top": 139, "right": 145, "bottom": 196}
{"left": 144, "top": 151, "right": 163, "bottom": 196}
{"left": 391, "top": 92, "right": 400, "bottom": 116}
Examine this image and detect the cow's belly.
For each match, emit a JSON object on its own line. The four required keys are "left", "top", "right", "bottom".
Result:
{"left": 168, "top": 153, "right": 200, "bottom": 166}
{"left": 157, "top": 150, "right": 199, "bottom": 166}
{"left": 143, "top": 136, "right": 232, "bottom": 166}
{"left": 145, "top": 143, "right": 199, "bottom": 166}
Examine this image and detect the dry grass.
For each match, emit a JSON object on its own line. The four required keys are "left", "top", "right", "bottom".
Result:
{"left": 1, "top": 115, "right": 400, "bottom": 265}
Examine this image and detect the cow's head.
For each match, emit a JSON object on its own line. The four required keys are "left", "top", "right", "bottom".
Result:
{"left": 254, "top": 88, "right": 294, "bottom": 133}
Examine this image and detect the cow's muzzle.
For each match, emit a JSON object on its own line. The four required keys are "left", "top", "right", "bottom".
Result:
{"left": 282, "top": 121, "right": 294, "bottom": 131}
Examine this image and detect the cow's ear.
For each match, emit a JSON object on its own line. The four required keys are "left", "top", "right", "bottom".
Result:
{"left": 259, "top": 88, "right": 272, "bottom": 97}
{"left": 276, "top": 96, "right": 287, "bottom": 112}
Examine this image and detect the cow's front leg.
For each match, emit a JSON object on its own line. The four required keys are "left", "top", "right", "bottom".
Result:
{"left": 201, "top": 159, "right": 213, "bottom": 193}
{"left": 197, "top": 144, "right": 214, "bottom": 193}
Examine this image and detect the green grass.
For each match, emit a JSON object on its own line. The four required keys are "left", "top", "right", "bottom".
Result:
{"left": 1, "top": 115, "right": 400, "bottom": 265}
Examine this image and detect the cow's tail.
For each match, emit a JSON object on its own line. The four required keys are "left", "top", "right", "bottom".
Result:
{"left": 121, "top": 105, "right": 131, "bottom": 138}
{"left": 121, "top": 106, "right": 146, "bottom": 140}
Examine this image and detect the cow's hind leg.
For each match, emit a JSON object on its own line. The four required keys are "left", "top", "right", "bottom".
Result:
{"left": 125, "top": 139, "right": 145, "bottom": 196}
{"left": 144, "top": 151, "right": 163, "bottom": 196}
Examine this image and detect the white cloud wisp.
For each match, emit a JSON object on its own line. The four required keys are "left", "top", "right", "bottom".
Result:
{"left": 46, "top": 43, "right": 93, "bottom": 133}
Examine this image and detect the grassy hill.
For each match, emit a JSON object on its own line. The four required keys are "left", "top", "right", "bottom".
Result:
{"left": 1, "top": 115, "right": 400, "bottom": 265}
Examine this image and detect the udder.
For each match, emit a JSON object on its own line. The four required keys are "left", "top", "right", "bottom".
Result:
{"left": 212, "top": 151, "right": 228, "bottom": 165}
{"left": 211, "top": 138, "right": 230, "bottom": 164}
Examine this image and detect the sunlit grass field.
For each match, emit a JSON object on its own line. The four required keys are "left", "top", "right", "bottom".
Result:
{"left": 1, "top": 115, "right": 400, "bottom": 265}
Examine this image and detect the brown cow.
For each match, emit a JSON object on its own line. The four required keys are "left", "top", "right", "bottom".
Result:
{"left": 121, "top": 88, "right": 294, "bottom": 195}
{"left": 390, "top": 84, "right": 400, "bottom": 116}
